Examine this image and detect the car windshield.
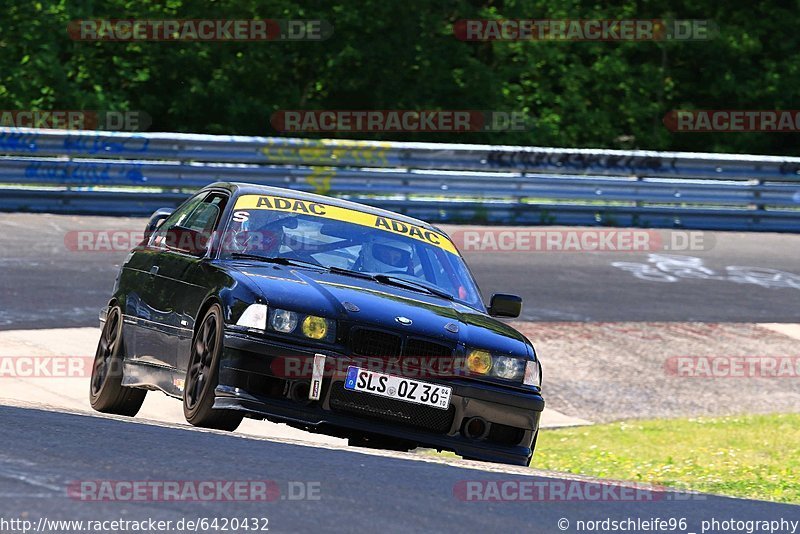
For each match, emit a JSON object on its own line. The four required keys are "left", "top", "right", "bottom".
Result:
{"left": 219, "top": 194, "right": 483, "bottom": 308}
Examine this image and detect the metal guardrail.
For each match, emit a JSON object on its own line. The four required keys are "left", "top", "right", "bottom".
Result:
{"left": 1, "top": 127, "right": 799, "bottom": 230}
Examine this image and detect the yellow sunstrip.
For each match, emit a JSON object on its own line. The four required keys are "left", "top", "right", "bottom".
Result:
{"left": 234, "top": 195, "right": 459, "bottom": 255}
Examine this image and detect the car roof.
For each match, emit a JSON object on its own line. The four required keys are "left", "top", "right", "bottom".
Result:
{"left": 204, "top": 181, "right": 443, "bottom": 232}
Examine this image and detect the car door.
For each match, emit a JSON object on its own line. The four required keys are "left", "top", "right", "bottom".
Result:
{"left": 147, "top": 191, "right": 229, "bottom": 371}
{"left": 130, "top": 192, "right": 208, "bottom": 368}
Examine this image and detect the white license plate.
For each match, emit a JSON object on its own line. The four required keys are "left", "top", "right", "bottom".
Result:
{"left": 344, "top": 366, "right": 452, "bottom": 410}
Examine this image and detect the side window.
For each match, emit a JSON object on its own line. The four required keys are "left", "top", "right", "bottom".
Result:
{"left": 151, "top": 194, "right": 207, "bottom": 247}
{"left": 190, "top": 193, "right": 227, "bottom": 234}
{"left": 150, "top": 192, "right": 228, "bottom": 251}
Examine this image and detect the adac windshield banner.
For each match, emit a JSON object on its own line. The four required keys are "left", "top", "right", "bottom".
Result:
{"left": 234, "top": 195, "right": 459, "bottom": 255}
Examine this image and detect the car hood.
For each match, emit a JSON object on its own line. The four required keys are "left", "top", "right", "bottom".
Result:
{"left": 227, "top": 263, "right": 532, "bottom": 357}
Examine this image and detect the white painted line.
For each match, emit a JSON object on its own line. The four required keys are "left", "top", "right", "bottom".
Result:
{"left": 759, "top": 323, "right": 800, "bottom": 341}
{"left": 541, "top": 408, "right": 592, "bottom": 428}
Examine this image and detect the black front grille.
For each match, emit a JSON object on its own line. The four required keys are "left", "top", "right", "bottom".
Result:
{"left": 349, "top": 328, "right": 453, "bottom": 362}
{"left": 329, "top": 382, "right": 455, "bottom": 433}
{"left": 405, "top": 338, "right": 452, "bottom": 359}
{"left": 350, "top": 328, "right": 402, "bottom": 358}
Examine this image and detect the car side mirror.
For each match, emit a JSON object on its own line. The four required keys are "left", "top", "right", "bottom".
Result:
{"left": 145, "top": 208, "right": 174, "bottom": 238}
{"left": 488, "top": 293, "right": 522, "bottom": 318}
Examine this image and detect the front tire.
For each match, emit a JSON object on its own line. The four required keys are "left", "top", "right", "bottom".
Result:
{"left": 89, "top": 306, "right": 147, "bottom": 416}
{"left": 183, "top": 304, "right": 243, "bottom": 431}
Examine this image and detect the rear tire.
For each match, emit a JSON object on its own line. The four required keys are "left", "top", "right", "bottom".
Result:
{"left": 89, "top": 306, "right": 146, "bottom": 416}
{"left": 183, "top": 304, "right": 243, "bottom": 431}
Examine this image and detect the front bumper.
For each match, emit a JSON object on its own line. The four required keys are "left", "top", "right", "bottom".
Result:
{"left": 216, "top": 330, "right": 545, "bottom": 465}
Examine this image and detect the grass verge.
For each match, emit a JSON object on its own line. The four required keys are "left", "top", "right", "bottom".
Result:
{"left": 534, "top": 413, "right": 800, "bottom": 504}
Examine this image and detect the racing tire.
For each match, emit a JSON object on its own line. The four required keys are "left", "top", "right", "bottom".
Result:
{"left": 183, "top": 304, "right": 243, "bottom": 431}
{"left": 89, "top": 306, "right": 147, "bottom": 416}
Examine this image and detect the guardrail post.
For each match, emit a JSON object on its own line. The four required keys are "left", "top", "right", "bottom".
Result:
{"left": 402, "top": 169, "right": 410, "bottom": 214}
{"left": 65, "top": 152, "right": 74, "bottom": 210}
{"left": 517, "top": 171, "right": 526, "bottom": 225}
{"left": 754, "top": 178, "right": 765, "bottom": 211}
{"left": 753, "top": 178, "right": 765, "bottom": 228}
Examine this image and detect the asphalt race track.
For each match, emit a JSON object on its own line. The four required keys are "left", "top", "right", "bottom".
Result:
{"left": 1, "top": 212, "right": 799, "bottom": 532}
{"left": 1, "top": 214, "right": 799, "bottom": 329}
{"left": 2, "top": 405, "right": 798, "bottom": 534}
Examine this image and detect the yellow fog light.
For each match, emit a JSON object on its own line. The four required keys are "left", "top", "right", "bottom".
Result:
{"left": 302, "top": 315, "right": 328, "bottom": 339}
{"left": 466, "top": 350, "right": 493, "bottom": 375}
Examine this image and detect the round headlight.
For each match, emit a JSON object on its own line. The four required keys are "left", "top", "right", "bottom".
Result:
{"left": 466, "top": 350, "right": 492, "bottom": 375}
{"left": 302, "top": 315, "right": 328, "bottom": 339}
{"left": 493, "top": 356, "right": 524, "bottom": 381}
{"left": 271, "top": 309, "right": 298, "bottom": 333}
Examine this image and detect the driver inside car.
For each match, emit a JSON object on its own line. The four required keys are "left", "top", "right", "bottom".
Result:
{"left": 356, "top": 236, "right": 415, "bottom": 275}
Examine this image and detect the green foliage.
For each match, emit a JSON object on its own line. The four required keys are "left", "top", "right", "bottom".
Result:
{"left": 2, "top": 0, "right": 799, "bottom": 153}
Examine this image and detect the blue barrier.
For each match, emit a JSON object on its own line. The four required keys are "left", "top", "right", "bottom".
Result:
{"left": 1, "top": 127, "right": 799, "bottom": 231}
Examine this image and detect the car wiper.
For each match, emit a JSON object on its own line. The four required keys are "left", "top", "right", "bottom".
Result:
{"left": 328, "top": 266, "right": 376, "bottom": 280}
{"left": 228, "top": 253, "right": 324, "bottom": 270}
{"left": 327, "top": 267, "right": 454, "bottom": 300}
{"left": 372, "top": 275, "right": 455, "bottom": 301}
